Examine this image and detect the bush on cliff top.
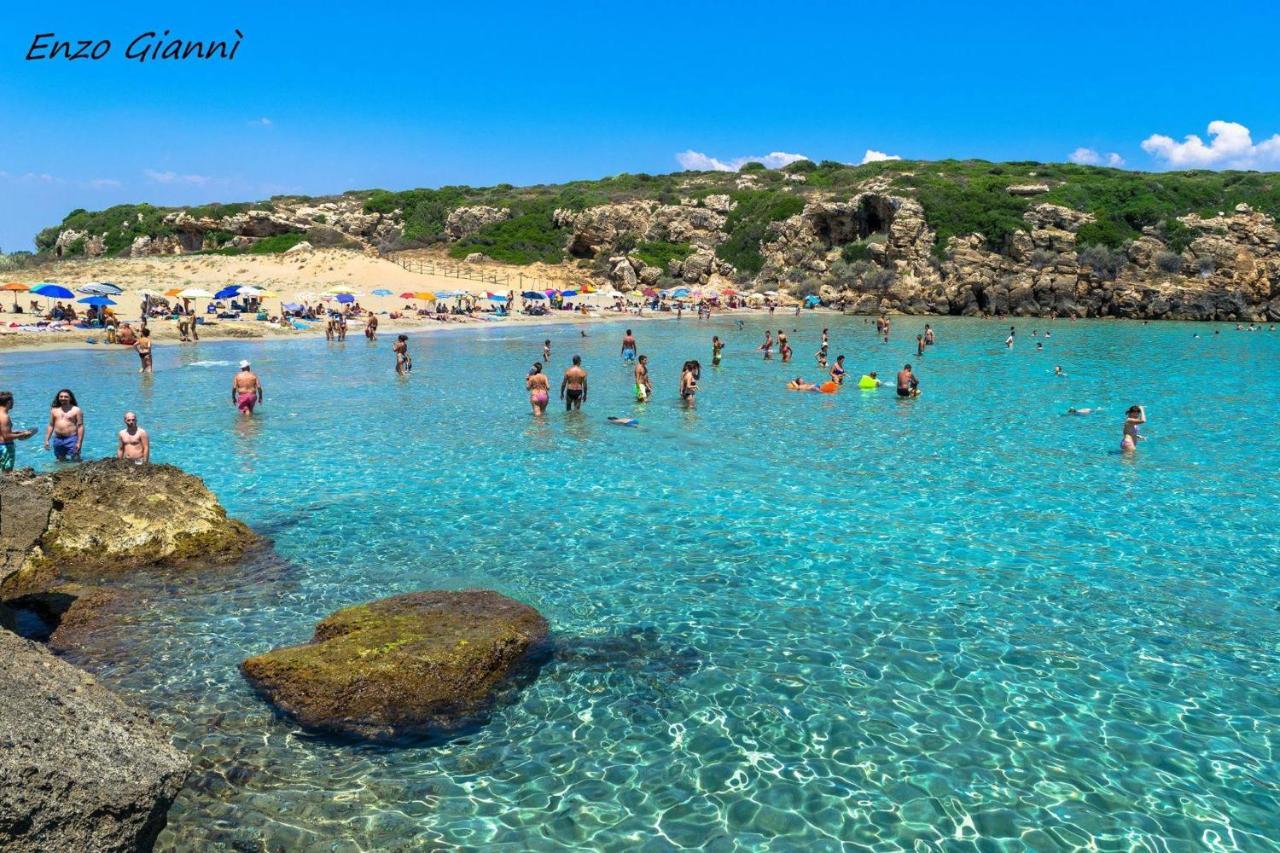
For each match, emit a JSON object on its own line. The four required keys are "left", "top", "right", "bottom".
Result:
{"left": 631, "top": 240, "right": 694, "bottom": 270}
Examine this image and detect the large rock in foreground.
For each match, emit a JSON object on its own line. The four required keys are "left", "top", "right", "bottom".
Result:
{"left": 2, "top": 461, "right": 257, "bottom": 595}
{"left": 241, "top": 590, "right": 549, "bottom": 741}
{"left": 0, "top": 629, "right": 189, "bottom": 852}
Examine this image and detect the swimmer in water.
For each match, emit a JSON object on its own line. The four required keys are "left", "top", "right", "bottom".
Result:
{"left": 1065, "top": 407, "right": 1098, "bottom": 415}
{"left": 917, "top": 334, "right": 925, "bottom": 357}
{"left": 621, "top": 329, "right": 637, "bottom": 362}
{"left": 924, "top": 324, "right": 934, "bottom": 346}
{"left": 787, "top": 377, "right": 819, "bottom": 391}
{"left": 526, "top": 362, "right": 550, "bottom": 416}
{"left": 634, "top": 354, "right": 652, "bottom": 402}
{"left": 680, "top": 360, "right": 698, "bottom": 407}
{"left": 1054, "top": 365, "right": 1065, "bottom": 376}
{"left": 829, "top": 355, "right": 846, "bottom": 385}
{"left": 543, "top": 339, "right": 552, "bottom": 362}
{"left": 760, "top": 330, "right": 773, "bottom": 360}
{"left": 712, "top": 335, "right": 724, "bottom": 366}
{"left": 1036, "top": 342, "right": 1044, "bottom": 352}
{"left": 394, "top": 334, "right": 411, "bottom": 374}
{"left": 608, "top": 417, "right": 639, "bottom": 426}
{"left": 1121, "top": 405, "right": 1145, "bottom": 452}
{"left": 896, "top": 364, "right": 920, "bottom": 398}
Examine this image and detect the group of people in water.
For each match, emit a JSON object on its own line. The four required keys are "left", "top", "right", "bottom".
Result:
{"left": 0, "top": 388, "right": 150, "bottom": 470}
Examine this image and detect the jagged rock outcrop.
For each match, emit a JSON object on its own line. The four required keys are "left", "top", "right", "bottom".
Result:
{"left": 0, "top": 629, "right": 189, "bottom": 852}
{"left": 553, "top": 201, "right": 727, "bottom": 258}
{"left": 1, "top": 462, "right": 258, "bottom": 598}
{"left": 445, "top": 206, "right": 511, "bottom": 240}
{"left": 241, "top": 589, "right": 549, "bottom": 741}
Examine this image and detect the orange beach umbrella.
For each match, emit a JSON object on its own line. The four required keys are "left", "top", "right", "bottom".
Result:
{"left": 2, "top": 282, "right": 29, "bottom": 310}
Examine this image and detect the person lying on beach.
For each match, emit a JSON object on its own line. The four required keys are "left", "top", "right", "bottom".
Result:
{"left": 117, "top": 412, "right": 149, "bottom": 464}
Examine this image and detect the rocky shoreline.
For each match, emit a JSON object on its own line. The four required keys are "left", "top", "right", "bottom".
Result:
{"left": 1, "top": 461, "right": 550, "bottom": 850}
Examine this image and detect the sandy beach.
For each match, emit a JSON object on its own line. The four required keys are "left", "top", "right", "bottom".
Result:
{"left": 0, "top": 248, "right": 716, "bottom": 353}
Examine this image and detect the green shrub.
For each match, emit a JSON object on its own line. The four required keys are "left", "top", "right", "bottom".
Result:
{"left": 1155, "top": 251, "right": 1183, "bottom": 273}
{"left": 715, "top": 190, "right": 806, "bottom": 275}
{"left": 1078, "top": 244, "right": 1126, "bottom": 279}
{"left": 631, "top": 240, "right": 693, "bottom": 270}
{"left": 841, "top": 241, "right": 872, "bottom": 262}
{"left": 739, "top": 162, "right": 768, "bottom": 173}
{"left": 448, "top": 199, "right": 564, "bottom": 265}
{"left": 784, "top": 159, "right": 817, "bottom": 173}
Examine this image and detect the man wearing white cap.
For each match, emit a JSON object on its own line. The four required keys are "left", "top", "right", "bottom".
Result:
{"left": 231, "top": 360, "right": 263, "bottom": 415}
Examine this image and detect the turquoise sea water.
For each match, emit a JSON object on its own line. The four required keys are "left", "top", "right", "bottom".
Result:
{"left": 2, "top": 315, "right": 1278, "bottom": 851}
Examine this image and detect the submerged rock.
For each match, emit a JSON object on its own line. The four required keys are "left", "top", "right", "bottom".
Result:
{"left": 0, "top": 629, "right": 189, "bottom": 852}
{"left": 241, "top": 589, "right": 549, "bottom": 741}
{"left": 1, "top": 461, "right": 258, "bottom": 596}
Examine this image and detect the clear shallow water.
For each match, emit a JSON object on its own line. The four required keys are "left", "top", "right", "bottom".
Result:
{"left": 2, "top": 316, "right": 1278, "bottom": 851}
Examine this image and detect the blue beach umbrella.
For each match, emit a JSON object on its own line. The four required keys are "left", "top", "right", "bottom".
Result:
{"left": 804, "top": 294, "right": 822, "bottom": 307}
{"left": 561, "top": 290, "right": 578, "bottom": 297}
{"left": 335, "top": 293, "right": 355, "bottom": 304}
{"left": 672, "top": 288, "right": 691, "bottom": 298}
{"left": 32, "top": 283, "right": 74, "bottom": 299}
{"left": 371, "top": 288, "right": 393, "bottom": 297}
{"left": 214, "top": 286, "right": 241, "bottom": 300}
{"left": 521, "top": 291, "right": 547, "bottom": 300}
{"left": 77, "top": 296, "right": 117, "bottom": 306}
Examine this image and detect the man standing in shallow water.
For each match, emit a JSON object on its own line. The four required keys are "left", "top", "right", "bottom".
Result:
{"left": 44, "top": 389, "right": 84, "bottom": 461}
{"left": 0, "top": 391, "right": 37, "bottom": 472}
{"left": 116, "top": 412, "right": 150, "bottom": 464}
{"left": 232, "top": 361, "right": 263, "bottom": 415}
{"left": 561, "top": 355, "right": 588, "bottom": 411}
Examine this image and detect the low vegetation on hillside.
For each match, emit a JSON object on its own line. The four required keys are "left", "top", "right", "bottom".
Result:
{"left": 34, "top": 161, "right": 1280, "bottom": 277}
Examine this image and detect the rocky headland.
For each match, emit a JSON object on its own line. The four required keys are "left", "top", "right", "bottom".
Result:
{"left": 30, "top": 160, "right": 1280, "bottom": 321}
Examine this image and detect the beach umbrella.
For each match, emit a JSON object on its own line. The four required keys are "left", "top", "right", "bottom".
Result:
{"left": 78, "top": 282, "right": 123, "bottom": 296}
{"left": 32, "top": 283, "right": 74, "bottom": 299}
{"left": 485, "top": 293, "right": 508, "bottom": 302}
{"left": 434, "top": 290, "right": 461, "bottom": 298}
{"left": 326, "top": 285, "right": 358, "bottom": 295}
{"left": 2, "top": 282, "right": 29, "bottom": 310}
{"left": 335, "top": 293, "right": 355, "bottom": 304}
{"left": 561, "top": 290, "right": 578, "bottom": 297}
{"left": 282, "top": 303, "right": 302, "bottom": 312}
{"left": 164, "top": 288, "right": 184, "bottom": 298}
{"left": 177, "top": 288, "right": 213, "bottom": 299}
{"left": 414, "top": 291, "right": 436, "bottom": 301}
{"left": 672, "top": 288, "right": 691, "bottom": 298}
{"left": 521, "top": 291, "right": 546, "bottom": 300}
{"left": 371, "top": 288, "right": 393, "bottom": 297}
{"left": 398, "top": 292, "right": 416, "bottom": 300}
{"left": 804, "top": 294, "right": 822, "bottom": 307}
{"left": 214, "top": 286, "right": 241, "bottom": 300}
{"left": 642, "top": 288, "right": 658, "bottom": 298}
{"left": 77, "top": 296, "right": 117, "bottom": 306}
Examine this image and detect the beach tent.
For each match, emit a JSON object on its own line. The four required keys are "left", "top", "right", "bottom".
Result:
{"left": 371, "top": 288, "right": 393, "bottom": 297}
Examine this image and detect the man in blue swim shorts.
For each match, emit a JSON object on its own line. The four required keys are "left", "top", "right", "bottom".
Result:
{"left": 43, "top": 388, "right": 84, "bottom": 462}
{"left": 621, "top": 329, "right": 637, "bottom": 361}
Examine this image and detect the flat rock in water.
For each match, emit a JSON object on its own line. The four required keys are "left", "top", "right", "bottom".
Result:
{"left": 241, "top": 589, "right": 549, "bottom": 741}
{"left": 0, "top": 629, "right": 189, "bottom": 852}
{"left": 1, "top": 461, "right": 258, "bottom": 594}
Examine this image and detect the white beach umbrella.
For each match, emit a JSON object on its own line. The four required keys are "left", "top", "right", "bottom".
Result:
{"left": 177, "top": 287, "right": 213, "bottom": 299}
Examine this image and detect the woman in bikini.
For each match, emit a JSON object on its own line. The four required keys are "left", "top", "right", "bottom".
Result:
{"left": 526, "top": 362, "right": 550, "bottom": 416}
{"left": 680, "top": 361, "right": 699, "bottom": 407}
{"left": 134, "top": 329, "right": 153, "bottom": 373}
{"left": 1121, "top": 405, "right": 1145, "bottom": 452}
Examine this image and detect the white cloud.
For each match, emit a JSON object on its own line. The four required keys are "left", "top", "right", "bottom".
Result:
{"left": 1068, "top": 147, "right": 1125, "bottom": 167}
{"left": 249, "top": 117, "right": 272, "bottom": 127}
{"left": 675, "top": 150, "right": 809, "bottom": 172}
{"left": 1141, "top": 120, "right": 1280, "bottom": 169}
{"left": 144, "top": 169, "right": 211, "bottom": 185}
{"left": 0, "top": 171, "right": 58, "bottom": 184}
{"left": 859, "top": 149, "right": 901, "bottom": 164}
{"left": 88, "top": 178, "right": 122, "bottom": 189}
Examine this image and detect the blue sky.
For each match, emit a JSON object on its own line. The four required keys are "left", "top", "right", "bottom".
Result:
{"left": 3, "top": 0, "right": 1279, "bottom": 250}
